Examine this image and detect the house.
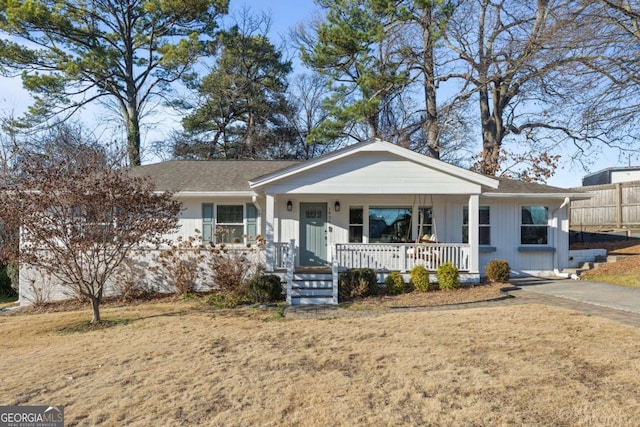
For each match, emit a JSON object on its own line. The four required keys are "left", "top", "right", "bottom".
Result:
{"left": 582, "top": 166, "right": 640, "bottom": 186}
{"left": 18, "top": 139, "right": 591, "bottom": 305}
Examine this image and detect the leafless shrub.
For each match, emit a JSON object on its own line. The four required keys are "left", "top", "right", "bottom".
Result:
{"left": 209, "top": 235, "right": 266, "bottom": 296}
{"left": 156, "top": 235, "right": 206, "bottom": 296}
{"left": 112, "top": 256, "right": 149, "bottom": 302}
{"left": 21, "top": 270, "right": 54, "bottom": 309}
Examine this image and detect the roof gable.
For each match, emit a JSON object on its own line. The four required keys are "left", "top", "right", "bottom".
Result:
{"left": 249, "top": 139, "right": 499, "bottom": 190}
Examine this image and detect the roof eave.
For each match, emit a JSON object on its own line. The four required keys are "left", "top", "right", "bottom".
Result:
{"left": 155, "top": 191, "right": 256, "bottom": 198}
{"left": 483, "top": 192, "right": 594, "bottom": 200}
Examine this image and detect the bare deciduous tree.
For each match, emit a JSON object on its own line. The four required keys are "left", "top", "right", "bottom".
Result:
{"left": 0, "top": 144, "right": 181, "bottom": 323}
{"left": 446, "top": 0, "right": 596, "bottom": 175}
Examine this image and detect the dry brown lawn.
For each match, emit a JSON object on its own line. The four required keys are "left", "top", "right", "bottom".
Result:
{"left": 2, "top": 300, "right": 640, "bottom": 426}
{"left": 571, "top": 240, "right": 640, "bottom": 288}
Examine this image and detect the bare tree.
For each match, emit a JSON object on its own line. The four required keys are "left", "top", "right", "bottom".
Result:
{"left": 445, "top": 0, "right": 597, "bottom": 175}
{"left": 0, "top": 141, "right": 181, "bottom": 323}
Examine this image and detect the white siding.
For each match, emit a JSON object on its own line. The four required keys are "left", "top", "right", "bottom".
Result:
{"left": 19, "top": 247, "right": 265, "bottom": 306}
{"left": 611, "top": 170, "right": 640, "bottom": 184}
{"left": 176, "top": 196, "right": 256, "bottom": 242}
{"left": 474, "top": 197, "right": 570, "bottom": 276}
{"left": 264, "top": 152, "right": 482, "bottom": 195}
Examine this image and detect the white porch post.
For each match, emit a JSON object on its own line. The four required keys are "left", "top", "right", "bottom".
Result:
{"left": 468, "top": 194, "right": 480, "bottom": 274}
{"left": 265, "top": 193, "right": 275, "bottom": 272}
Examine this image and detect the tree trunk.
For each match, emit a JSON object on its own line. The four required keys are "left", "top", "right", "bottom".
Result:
{"left": 126, "top": 105, "right": 141, "bottom": 166}
{"left": 422, "top": 7, "right": 440, "bottom": 160}
{"left": 480, "top": 111, "right": 502, "bottom": 176}
{"left": 90, "top": 295, "right": 102, "bottom": 324}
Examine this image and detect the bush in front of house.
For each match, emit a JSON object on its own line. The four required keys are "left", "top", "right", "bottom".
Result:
{"left": 156, "top": 235, "right": 205, "bottom": 296}
{"left": 437, "top": 263, "right": 460, "bottom": 289}
{"left": 384, "top": 272, "right": 405, "bottom": 295}
{"left": 410, "top": 265, "right": 430, "bottom": 292}
{"left": 485, "top": 259, "right": 511, "bottom": 283}
{"left": 248, "top": 274, "right": 284, "bottom": 303}
{"left": 0, "top": 264, "right": 16, "bottom": 299}
{"left": 206, "top": 293, "right": 241, "bottom": 308}
{"left": 338, "top": 268, "right": 378, "bottom": 301}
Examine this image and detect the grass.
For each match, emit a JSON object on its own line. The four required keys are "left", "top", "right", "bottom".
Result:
{"left": 571, "top": 240, "right": 640, "bottom": 289}
{"left": 582, "top": 272, "right": 640, "bottom": 289}
{"left": 57, "top": 318, "right": 136, "bottom": 334}
{"left": 581, "top": 255, "right": 640, "bottom": 289}
{"left": 2, "top": 300, "right": 640, "bottom": 426}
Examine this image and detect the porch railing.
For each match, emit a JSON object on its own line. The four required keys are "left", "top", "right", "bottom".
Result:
{"left": 334, "top": 243, "right": 470, "bottom": 272}
{"left": 274, "top": 241, "right": 290, "bottom": 270}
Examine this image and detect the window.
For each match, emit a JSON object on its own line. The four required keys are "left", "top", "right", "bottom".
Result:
{"left": 463, "top": 206, "right": 490, "bottom": 245}
{"left": 417, "top": 207, "right": 433, "bottom": 240}
{"left": 369, "top": 207, "right": 412, "bottom": 243}
{"left": 521, "top": 206, "right": 548, "bottom": 245}
{"left": 216, "top": 205, "right": 244, "bottom": 243}
{"left": 349, "top": 206, "right": 363, "bottom": 243}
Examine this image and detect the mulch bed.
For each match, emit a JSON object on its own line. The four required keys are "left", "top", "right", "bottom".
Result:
{"left": 345, "top": 282, "right": 509, "bottom": 310}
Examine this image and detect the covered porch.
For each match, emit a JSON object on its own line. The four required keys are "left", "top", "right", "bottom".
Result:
{"left": 247, "top": 139, "right": 500, "bottom": 305}
{"left": 264, "top": 192, "right": 483, "bottom": 306}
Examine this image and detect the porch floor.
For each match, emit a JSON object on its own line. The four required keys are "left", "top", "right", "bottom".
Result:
{"left": 274, "top": 266, "right": 333, "bottom": 275}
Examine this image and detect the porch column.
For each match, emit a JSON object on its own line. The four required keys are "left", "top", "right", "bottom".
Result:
{"left": 468, "top": 194, "right": 479, "bottom": 274}
{"left": 265, "top": 193, "right": 275, "bottom": 272}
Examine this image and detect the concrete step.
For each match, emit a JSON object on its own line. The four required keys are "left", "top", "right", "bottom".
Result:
{"left": 607, "top": 255, "right": 632, "bottom": 263}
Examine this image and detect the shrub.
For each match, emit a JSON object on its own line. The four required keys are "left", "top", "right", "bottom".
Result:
{"left": 384, "top": 272, "right": 405, "bottom": 295}
{"left": 437, "top": 263, "right": 460, "bottom": 289}
{"left": 485, "top": 259, "right": 511, "bottom": 283}
{"left": 248, "top": 274, "right": 284, "bottom": 303}
{"left": 338, "top": 268, "right": 378, "bottom": 301}
{"left": 206, "top": 293, "right": 241, "bottom": 309}
{"left": 209, "top": 241, "right": 264, "bottom": 297}
{"left": 410, "top": 265, "right": 430, "bottom": 292}
{"left": 112, "top": 257, "right": 149, "bottom": 302}
{"left": 156, "top": 235, "right": 205, "bottom": 295}
{"left": 0, "top": 265, "right": 16, "bottom": 298}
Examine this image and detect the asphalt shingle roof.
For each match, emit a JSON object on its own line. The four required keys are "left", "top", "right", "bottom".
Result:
{"left": 486, "top": 177, "right": 586, "bottom": 195}
{"left": 129, "top": 160, "right": 298, "bottom": 192}
{"left": 130, "top": 159, "right": 586, "bottom": 197}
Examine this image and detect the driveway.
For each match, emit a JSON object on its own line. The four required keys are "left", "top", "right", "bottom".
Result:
{"left": 512, "top": 278, "right": 640, "bottom": 315}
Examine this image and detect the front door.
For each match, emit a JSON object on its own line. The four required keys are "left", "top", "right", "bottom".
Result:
{"left": 299, "top": 203, "right": 328, "bottom": 266}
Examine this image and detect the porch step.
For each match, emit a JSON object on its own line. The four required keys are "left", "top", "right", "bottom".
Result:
{"left": 289, "top": 277, "right": 335, "bottom": 305}
{"left": 292, "top": 280, "right": 333, "bottom": 289}
{"left": 293, "top": 273, "right": 332, "bottom": 281}
{"left": 290, "top": 288, "right": 334, "bottom": 297}
{"left": 290, "top": 296, "right": 335, "bottom": 305}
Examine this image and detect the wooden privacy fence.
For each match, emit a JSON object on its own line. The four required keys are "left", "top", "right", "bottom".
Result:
{"left": 570, "top": 181, "right": 640, "bottom": 229}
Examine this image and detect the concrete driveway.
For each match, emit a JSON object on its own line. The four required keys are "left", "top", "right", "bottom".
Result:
{"left": 512, "top": 278, "right": 640, "bottom": 315}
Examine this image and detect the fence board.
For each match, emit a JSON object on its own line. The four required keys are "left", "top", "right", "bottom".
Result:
{"left": 571, "top": 181, "right": 640, "bottom": 228}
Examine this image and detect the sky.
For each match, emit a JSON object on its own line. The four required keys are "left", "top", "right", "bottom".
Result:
{"left": 0, "top": 0, "right": 635, "bottom": 188}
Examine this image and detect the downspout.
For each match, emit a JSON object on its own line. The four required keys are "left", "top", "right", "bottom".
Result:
{"left": 552, "top": 197, "right": 571, "bottom": 278}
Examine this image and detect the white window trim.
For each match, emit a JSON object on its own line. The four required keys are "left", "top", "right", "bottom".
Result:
{"left": 463, "top": 205, "right": 491, "bottom": 245}
{"left": 520, "top": 205, "right": 550, "bottom": 246}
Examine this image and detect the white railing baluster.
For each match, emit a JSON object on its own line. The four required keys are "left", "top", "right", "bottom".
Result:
{"left": 333, "top": 243, "right": 470, "bottom": 272}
